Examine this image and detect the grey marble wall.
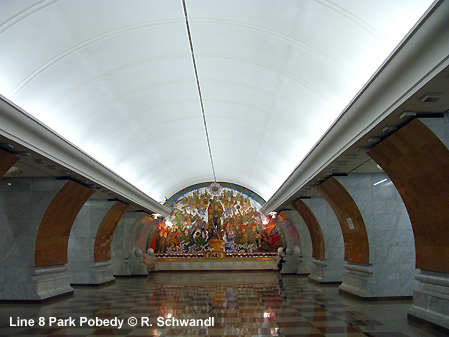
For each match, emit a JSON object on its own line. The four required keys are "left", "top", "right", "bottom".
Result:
{"left": 68, "top": 199, "right": 116, "bottom": 284}
{"left": 285, "top": 209, "right": 312, "bottom": 274}
{"left": 335, "top": 173, "right": 416, "bottom": 297}
{"left": 0, "top": 178, "right": 69, "bottom": 300}
{"left": 302, "top": 197, "right": 344, "bottom": 282}
{"left": 420, "top": 114, "right": 449, "bottom": 148}
{"left": 111, "top": 212, "right": 141, "bottom": 275}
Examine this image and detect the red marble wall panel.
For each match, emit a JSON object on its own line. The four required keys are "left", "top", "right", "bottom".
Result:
{"left": 368, "top": 119, "right": 449, "bottom": 273}
{"left": 0, "top": 149, "right": 19, "bottom": 179}
{"left": 94, "top": 201, "right": 129, "bottom": 261}
{"left": 316, "top": 177, "right": 370, "bottom": 264}
{"left": 292, "top": 199, "right": 325, "bottom": 259}
{"left": 35, "top": 180, "right": 94, "bottom": 267}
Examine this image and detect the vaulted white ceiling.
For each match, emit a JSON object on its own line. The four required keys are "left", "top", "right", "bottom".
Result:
{"left": 0, "top": 0, "right": 433, "bottom": 203}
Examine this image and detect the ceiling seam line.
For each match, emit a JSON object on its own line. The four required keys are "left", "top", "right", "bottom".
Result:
{"left": 182, "top": 0, "right": 217, "bottom": 183}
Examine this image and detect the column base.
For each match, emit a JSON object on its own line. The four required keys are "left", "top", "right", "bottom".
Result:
{"left": 408, "top": 270, "right": 449, "bottom": 331}
{"left": 296, "top": 256, "right": 310, "bottom": 275}
{"left": 308, "top": 258, "right": 341, "bottom": 283}
{"left": 31, "top": 265, "right": 73, "bottom": 301}
{"left": 130, "top": 256, "right": 148, "bottom": 275}
{"left": 339, "top": 262, "right": 374, "bottom": 298}
{"left": 89, "top": 260, "right": 115, "bottom": 285}
{"left": 281, "top": 255, "right": 300, "bottom": 274}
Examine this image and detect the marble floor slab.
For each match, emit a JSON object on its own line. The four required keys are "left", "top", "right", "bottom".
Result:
{"left": 0, "top": 271, "right": 445, "bottom": 337}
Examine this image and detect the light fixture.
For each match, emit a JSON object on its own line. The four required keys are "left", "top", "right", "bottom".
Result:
{"left": 368, "top": 137, "right": 381, "bottom": 144}
{"left": 346, "top": 154, "right": 357, "bottom": 160}
{"left": 420, "top": 93, "right": 441, "bottom": 103}
{"left": 0, "top": 143, "right": 14, "bottom": 150}
{"left": 400, "top": 111, "right": 417, "bottom": 119}
{"left": 382, "top": 126, "right": 397, "bottom": 133}
{"left": 373, "top": 178, "right": 387, "bottom": 186}
{"left": 356, "top": 147, "right": 370, "bottom": 152}
{"left": 337, "top": 161, "right": 347, "bottom": 166}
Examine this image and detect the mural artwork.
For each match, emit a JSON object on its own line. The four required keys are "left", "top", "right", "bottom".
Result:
{"left": 149, "top": 183, "right": 283, "bottom": 253}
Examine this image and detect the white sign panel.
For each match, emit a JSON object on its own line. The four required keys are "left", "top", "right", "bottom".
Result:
{"left": 346, "top": 218, "right": 355, "bottom": 230}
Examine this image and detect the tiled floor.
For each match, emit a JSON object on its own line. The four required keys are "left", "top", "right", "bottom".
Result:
{"left": 0, "top": 271, "right": 445, "bottom": 336}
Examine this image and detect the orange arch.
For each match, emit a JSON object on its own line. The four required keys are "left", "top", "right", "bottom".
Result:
{"left": 35, "top": 180, "right": 94, "bottom": 267}
{"left": 368, "top": 119, "right": 449, "bottom": 273}
{"left": 292, "top": 199, "right": 325, "bottom": 259}
{"left": 94, "top": 201, "right": 129, "bottom": 261}
{"left": 316, "top": 177, "right": 370, "bottom": 264}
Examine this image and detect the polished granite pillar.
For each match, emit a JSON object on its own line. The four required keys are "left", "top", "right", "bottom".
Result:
{"left": 333, "top": 174, "right": 415, "bottom": 298}
{"left": 285, "top": 209, "right": 313, "bottom": 275}
{"left": 0, "top": 178, "right": 71, "bottom": 301}
{"left": 301, "top": 197, "right": 344, "bottom": 283}
{"left": 408, "top": 270, "right": 449, "bottom": 330}
{"left": 125, "top": 213, "right": 156, "bottom": 275}
{"left": 408, "top": 115, "right": 449, "bottom": 330}
{"left": 68, "top": 200, "right": 118, "bottom": 285}
{"left": 111, "top": 211, "right": 141, "bottom": 276}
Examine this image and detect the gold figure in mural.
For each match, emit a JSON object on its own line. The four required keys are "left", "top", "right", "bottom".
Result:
{"left": 207, "top": 196, "right": 224, "bottom": 240}
{"left": 157, "top": 231, "right": 168, "bottom": 253}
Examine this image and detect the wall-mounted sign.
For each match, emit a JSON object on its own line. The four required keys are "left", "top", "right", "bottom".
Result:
{"left": 346, "top": 217, "right": 355, "bottom": 230}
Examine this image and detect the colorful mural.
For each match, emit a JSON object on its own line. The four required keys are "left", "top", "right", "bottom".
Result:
{"left": 149, "top": 183, "right": 283, "bottom": 253}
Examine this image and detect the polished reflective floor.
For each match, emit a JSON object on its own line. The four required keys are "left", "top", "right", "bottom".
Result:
{"left": 0, "top": 271, "right": 445, "bottom": 336}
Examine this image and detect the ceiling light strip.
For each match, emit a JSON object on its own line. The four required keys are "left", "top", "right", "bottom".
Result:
{"left": 182, "top": 0, "right": 217, "bottom": 183}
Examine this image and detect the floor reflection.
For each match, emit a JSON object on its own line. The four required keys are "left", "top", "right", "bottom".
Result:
{"left": 0, "top": 271, "right": 446, "bottom": 336}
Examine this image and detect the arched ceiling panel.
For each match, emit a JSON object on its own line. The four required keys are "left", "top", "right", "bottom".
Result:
{"left": 0, "top": 0, "right": 433, "bottom": 203}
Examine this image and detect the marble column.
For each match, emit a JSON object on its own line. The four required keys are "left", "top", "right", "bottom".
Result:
{"left": 126, "top": 213, "right": 157, "bottom": 275}
{"left": 333, "top": 174, "right": 415, "bottom": 298}
{"left": 408, "top": 270, "right": 449, "bottom": 330}
{"left": 111, "top": 212, "right": 141, "bottom": 276}
{"left": 368, "top": 114, "right": 449, "bottom": 328}
{"left": 285, "top": 209, "right": 312, "bottom": 275}
{"left": 408, "top": 115, "right": 449, "bottom": 330}
{"left": 301, "top": 197, "right": 344, "bottom": 283}
{"left": 0, "top": 178, "right": 73, "bottom": 301}
{"left": 68, "top": 199, "right": 122, "bottom": 285}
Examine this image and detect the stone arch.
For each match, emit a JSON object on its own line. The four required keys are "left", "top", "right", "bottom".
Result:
{"left": 275, "top": 211, "right": 301, "bottom": 249}
{"left": 368, "top": 118, "right": 449, "bottom": 273}
{"left": 35, "top": 180, "right": 94, "bottom": 267}
{"left": 292, "top": 199, "right": 325, "bottom": 259}
{"left": 316, "top": 177, "right": 370, "bottom": 264}
{"left": 128, "top": 213, "right": 157, "bottom": 254}
{"left": 94, "top": 201, "right": 130, "bottom": 261}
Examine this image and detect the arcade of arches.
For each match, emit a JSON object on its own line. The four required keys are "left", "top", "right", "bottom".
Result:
{"left": 2, "top": 116, "right": 449, "bottom": 336}
{"left": 1, "top": 1, "right": 449, "bottom": 336}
